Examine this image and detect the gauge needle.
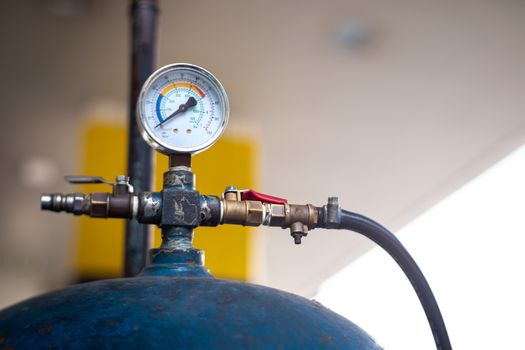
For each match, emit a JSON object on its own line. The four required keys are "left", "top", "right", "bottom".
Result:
{"left": 155, "top": 97, "right": 197, "bottom": 128}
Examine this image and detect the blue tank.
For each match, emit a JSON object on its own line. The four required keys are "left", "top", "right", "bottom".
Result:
{"left": 0, "top": 247, "right": 382, "bottom": 349}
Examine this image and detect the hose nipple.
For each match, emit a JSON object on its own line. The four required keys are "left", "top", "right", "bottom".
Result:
{"left": 41, "top": 194, "right": 55, "bottom": 211}
{"left": 40, "top": 192, "right": 86, "bottom": 215}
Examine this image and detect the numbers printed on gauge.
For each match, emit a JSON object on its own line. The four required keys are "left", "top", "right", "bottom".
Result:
{"left": 137, "top": 64, "right": 229, "bottom": 154}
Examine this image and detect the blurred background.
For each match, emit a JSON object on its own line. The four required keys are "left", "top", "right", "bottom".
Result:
{"left": 0, "top": 0, "right": 524, "bottom": 348}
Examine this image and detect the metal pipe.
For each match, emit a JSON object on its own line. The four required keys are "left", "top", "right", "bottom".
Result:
{"left": 125, "top": 0, "right": 159, "bottom": 277}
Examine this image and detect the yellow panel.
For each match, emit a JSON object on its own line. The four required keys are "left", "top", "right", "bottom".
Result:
{"left": 75, "top": 124, "right": 126, "bottom": 278}
{"left": 76, "top": 122, "right": 255, "bottom": 281}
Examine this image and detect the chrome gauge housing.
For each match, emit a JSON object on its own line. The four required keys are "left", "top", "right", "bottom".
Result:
{"left": 137, "top": 63, "right": 229, "bottom": 154}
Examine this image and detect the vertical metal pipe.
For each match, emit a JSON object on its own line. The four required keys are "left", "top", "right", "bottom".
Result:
{"left": 125, "top": 0, "right": 159, "bottom": 277}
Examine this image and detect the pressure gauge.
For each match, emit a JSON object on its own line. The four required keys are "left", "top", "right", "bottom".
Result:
{"left": 137, "top": 63, "right": 229, "bottom": 154}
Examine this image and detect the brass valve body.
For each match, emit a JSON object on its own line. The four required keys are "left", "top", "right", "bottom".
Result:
{"left": 222, "top": 199, "right": 318, "bottom": 229}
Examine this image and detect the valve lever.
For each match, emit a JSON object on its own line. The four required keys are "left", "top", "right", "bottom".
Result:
{"left": 64, "top": 175, "right": 134, "bottom": 194}
{"left": 64, "top": 175, "right": 113, "bottom": 186}
{"left": 240, "top": 189, "right": 288, "bottom": 204}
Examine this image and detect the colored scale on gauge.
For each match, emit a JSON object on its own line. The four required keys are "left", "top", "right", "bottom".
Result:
{"left": 155, "top": 83, "right": 206, "bottom": 122}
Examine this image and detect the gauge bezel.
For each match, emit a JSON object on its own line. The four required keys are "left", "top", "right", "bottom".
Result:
{"left": 136, "top": 63, "right": 230, "bottom": 155}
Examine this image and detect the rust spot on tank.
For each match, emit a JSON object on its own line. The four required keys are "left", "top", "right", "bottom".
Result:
{"left": 186, "top": 259, "right": 195, "bottom": 265}
{"left": 152, "top": 304, "right": 167, "bottom": 313}
{"left": 0, "top": 335, "right": 5, "bottom": 343}
{"left": 38, "top": 325, "right": 53, "bottom": 334}
{"left": 105, "top": 320, "right": 118, "bottom": 327}
{"left": 169, "top": 289, "right": 181, "bottom": 299}
{"left": 320, "top": 334, "right": 334, "bottom": 343}
{"left": 310, "top": 299, "right": 323, "bottom": 306}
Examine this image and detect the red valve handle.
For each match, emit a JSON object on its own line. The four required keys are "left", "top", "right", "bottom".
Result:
{"left": 240, "top": 190, "right": 288, "bottom": 204}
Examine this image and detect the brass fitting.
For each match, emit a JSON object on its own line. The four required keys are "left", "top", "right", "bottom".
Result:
{"left": 221, "top": 196, "right": 318, "bottom": 230}
{"left": 274, "top": 203, "right": 318, "bottom": 229}
{"left": 222, "top": 200, "right": 265, "bottom": 226}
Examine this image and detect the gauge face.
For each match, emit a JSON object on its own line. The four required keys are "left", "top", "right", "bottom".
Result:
{"left": 137, "top": 63, "right": 229, "bottom": 154}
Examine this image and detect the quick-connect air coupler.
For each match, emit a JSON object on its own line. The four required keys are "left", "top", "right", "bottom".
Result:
{"left": 41, "top": 175, "right": 137, "bottom": 218}
{"left": 41, "top": 192, "right": 86, "bottom": 215}
{"left": 41, "top": 191, "right": 137, "bottom": 218}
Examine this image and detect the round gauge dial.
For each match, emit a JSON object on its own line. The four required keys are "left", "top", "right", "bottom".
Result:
{"left": 137, "top": 63, "right": 229, "bottom": 154}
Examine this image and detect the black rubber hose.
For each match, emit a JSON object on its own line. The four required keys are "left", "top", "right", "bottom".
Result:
{"left": 319, "top": 209, "right": 452, "bottom": 350}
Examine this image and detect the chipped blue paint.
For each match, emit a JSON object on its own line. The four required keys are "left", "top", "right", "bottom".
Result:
{"left": 0, "top": 276, "right": 381, "bottom": 349}
{"left": 0, "top": 241, "right": 381, "bottom": 349}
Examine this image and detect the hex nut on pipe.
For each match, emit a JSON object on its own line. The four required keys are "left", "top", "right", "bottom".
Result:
{"left": 268, "top": 204, "right": 286, "bottom": 227}
{"left": 246, "top": 201, "right": 265, "bottom": 226}
{"left": 89, "top": 193, "right": 110, "bottom": 217}
{"left": 223, "top": 200, "right": 264, "bottom": 226}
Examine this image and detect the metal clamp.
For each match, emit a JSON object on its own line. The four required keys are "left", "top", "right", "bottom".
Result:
{"left": 323, "top": 197, "right": 341, "bottom": 228}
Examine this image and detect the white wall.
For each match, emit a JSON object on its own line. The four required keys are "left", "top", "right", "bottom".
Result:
{"left": 315, "top": 144, "right": 525, "bottom": 349}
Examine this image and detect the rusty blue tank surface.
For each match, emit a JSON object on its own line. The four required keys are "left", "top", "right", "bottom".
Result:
{"left": 0, "top": 247, "right": 382, "bottom": 349}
